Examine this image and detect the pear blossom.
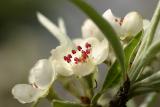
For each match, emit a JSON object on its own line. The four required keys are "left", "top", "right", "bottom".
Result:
{"left": 37, "top": 13, "right": 109, "bottom": 77}
{"left": 12, "top": 59, "right": 56, "bottom": 103}
{"left": 82, "top": 9, "right": 144, "bottom": 64}
{"left": 82, "top": 9, "right": 143, "bottom": 41}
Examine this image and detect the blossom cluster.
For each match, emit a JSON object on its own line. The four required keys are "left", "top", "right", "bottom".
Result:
{"left": 12, "top": 9, "right": 146, "bottom": 104}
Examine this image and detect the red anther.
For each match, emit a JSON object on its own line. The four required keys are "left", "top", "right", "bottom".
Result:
{"left": 72, "top": 50, "right": 76, "bottom": 54}
{"left": 68, "top": 54, "right": 72, "bottom": 58}
{"left": 64, "top": 56, "right": 68, "bottom": 61}
{"left": 67, "top": 58, "right": 71, "bottom": 63}
{"left": 74, "top": 57, "right": 79, "bottom": 62}
{"left": 85, "top": 42, "right": 91, "bottom": 48}
{"left": 64, "top": 56, "right": 71, "bottom": 63}
{"left": 86, "top": 49, "right": 91, "bottom": 54}
{"left": 77, "top": 46, "right": 82, "bottom": 51}
{"left": 75, "top": 61, "right": 78, "bottom": 64}
{"left": 82, "top": 50, "right": 88, "bottom": 59}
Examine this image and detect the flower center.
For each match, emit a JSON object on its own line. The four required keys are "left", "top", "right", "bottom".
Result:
{"left": 115, "top": 18, "right": 124, "bottom": 26}
{"left": 64, "top": 42, "right": 92, "bottom": 64}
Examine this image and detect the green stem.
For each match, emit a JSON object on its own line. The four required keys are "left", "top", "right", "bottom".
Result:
{"left": 31, "top": 101, "right": 39, "bottom": 107}
{"left": 91, "top": 92, "right": 102, "bottom": 105}
{"left": 47, "top": 87, "right": 60, "bottom": 101}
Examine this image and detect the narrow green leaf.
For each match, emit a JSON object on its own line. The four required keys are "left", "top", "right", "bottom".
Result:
{"left": 130, "top": 0, "right": 160, "bottom": 82}
{"left": 102, "top": 61, "right": 121, "bottom": 91}
{"left": 69, "top": 0, "right": 125, "bottom": 75}
{"left": 125, "top": 31, "right": 143, "bottom": 68}
{"left": 102, "top": 31, "right": 142, "bottom": 91}
{"left": 129, "top": 87, "right": 160, "bottom": 99}
{"left": 145, "top": 0, "right": 160, "bottom": 48}
{"left": 52, "top": 100, "right": 84, "bottom": 107}
{"left": 131, "top": 40, "right": 160, "bottom": 81}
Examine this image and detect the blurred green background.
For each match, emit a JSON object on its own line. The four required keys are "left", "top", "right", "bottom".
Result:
{"left": 0, "top": 0, "right": 159, "bottom": 107}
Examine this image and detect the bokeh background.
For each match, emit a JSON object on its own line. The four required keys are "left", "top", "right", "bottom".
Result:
{"left": 0, "top": 0, "right": 159, "bottom": 107}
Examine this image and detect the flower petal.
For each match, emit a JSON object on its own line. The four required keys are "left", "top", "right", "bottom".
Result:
{"left": 51, "top": 60, "right": 73, "bottom": 76}
{"left": 81, "top": 19, "right": 105, "bottom": 41}
{"left": 72, "top": 62, "right": 96, "bottom": 77}
{"left": 50, "top": 46, "right": 74, "bottom": 76}
{"left": 37, "top": 12, "right": 71, "bottom": 45}
{"left": 122, "top": 12, "right": 143, "bottom": 37}
{"left": 73, "top": 37, "right": 100, "bottom": 49}
{"left": 92, "top": 39, "right": 109, "bottom": 64}
{"left": 58, "top": 18, "right": 67, "bottom": 35}
{"left": 29, "top": 59, "right": 56, "bottom": 89}
{"left": 12, "top": 84, "right": 46, "bottom": 104}
{"left": 103, "top": 9, "right": 123, "bottom": 36}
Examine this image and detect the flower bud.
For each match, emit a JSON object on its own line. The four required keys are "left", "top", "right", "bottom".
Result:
{"left": 122, "top": 12, "right": 143, "bottom": 37}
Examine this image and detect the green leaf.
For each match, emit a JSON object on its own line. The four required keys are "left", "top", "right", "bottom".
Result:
{"left": 125, "top": 31, "right": 143, "bottom": 68}
{"left": 144, "top": 0, "right": 160, "bottom": 48}
{"left": 52, "top": 100, "right": 84, "bottom": 107}
{"left": 131, "top": 40, "right": 160, "bottom": 81}
{"left": 130, "top": 0, "right": 160, "bottom": 82}
{"left": 102, "top": 31, "right": 142, "bottom": 91}
{"left": 69, "top": 0, "right": 125, "bottom": 75}
{"left": 102, "top": 61, "right": 121, "bottom": 91}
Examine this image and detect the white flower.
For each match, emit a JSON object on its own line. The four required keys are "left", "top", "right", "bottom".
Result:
{"left": 82, "top": 9, "right": 144, "bottom": 64}
{"left": 103, "top": 9, "right": 143, "bottom": 38}
{"left": 51, "top": 37, "right": 109, "bottom": 77}
{"left": 12, "top": 59, "right": 56, "bottom": 103}
{"left": 37, "top": 13, "right": 109, "bottom": 77}
{"left": 82, "top": 9, "right": 143, "bottom": 41}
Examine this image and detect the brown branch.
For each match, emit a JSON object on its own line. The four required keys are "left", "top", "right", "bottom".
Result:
{"left": 109, "top": 76, "right": 130, "bottom": 107}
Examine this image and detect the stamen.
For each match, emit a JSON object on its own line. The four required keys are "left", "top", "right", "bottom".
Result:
{"left": 86, "top": 49, "right": 91, "bottom": 54}
{"left": 85, "top": 42, "right": 91, "bottom": 48}
{"left": 72, "top": 50, "right": 76, "bottom": 54}
{"left": 64, "top": 56, "right": 68, "bottom": 61}
{"left": 74, "top": 57, "right": 79, "bottom": 64}
{"left": 74, "top": 57, "right": 79, "bottom": 62}
{"left": 68, "top": 54, "right": 72, "bottom": 58}
{"left": 64, "top": 42, "right": 92, "bottom": 64}
{"left": 77, "top": 46, "right": 82, "bottom": 51}
{"left": 64, "top": 56, "right": 71, "bottom": 63}
{"left": 67, "top": 58, "right": 71, "bottom": 63}
{"left": 82, "top": 50, "right": 88, "bottom": 59}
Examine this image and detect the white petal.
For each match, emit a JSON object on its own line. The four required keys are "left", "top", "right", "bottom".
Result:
{"left": 72, "top": 62, "right": 96, "bottom": 77}
{"left": 92, "top": 39, "right": 109, "bottom": 64}
{"left": 12, "top": 84, "right": 46, "bottom": 104}
{"left": 81, "top": 19, "right": 105, "bottom": 41}
{"left": 103, "top": 9, "right": 123, "bottom": 36}
{"left": 37, "top": 12, "right": 71, "bottom": 45}
{"left": 50, "top": 46, "right": 74, "bottom": 76}
{"left": 122, "top": 12, "right": 143, "bottom": 37}
{"left": 58, "top": 18, "right": 67, "bottom": 35}
{"left": 29, "top": 59, "right": 56, "bottom": 89}
{"left": 73, "top": 37, "right": 100, "bottom": 49}
{"left": 73, "top": 38, "right": 83, "bottom": 46}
